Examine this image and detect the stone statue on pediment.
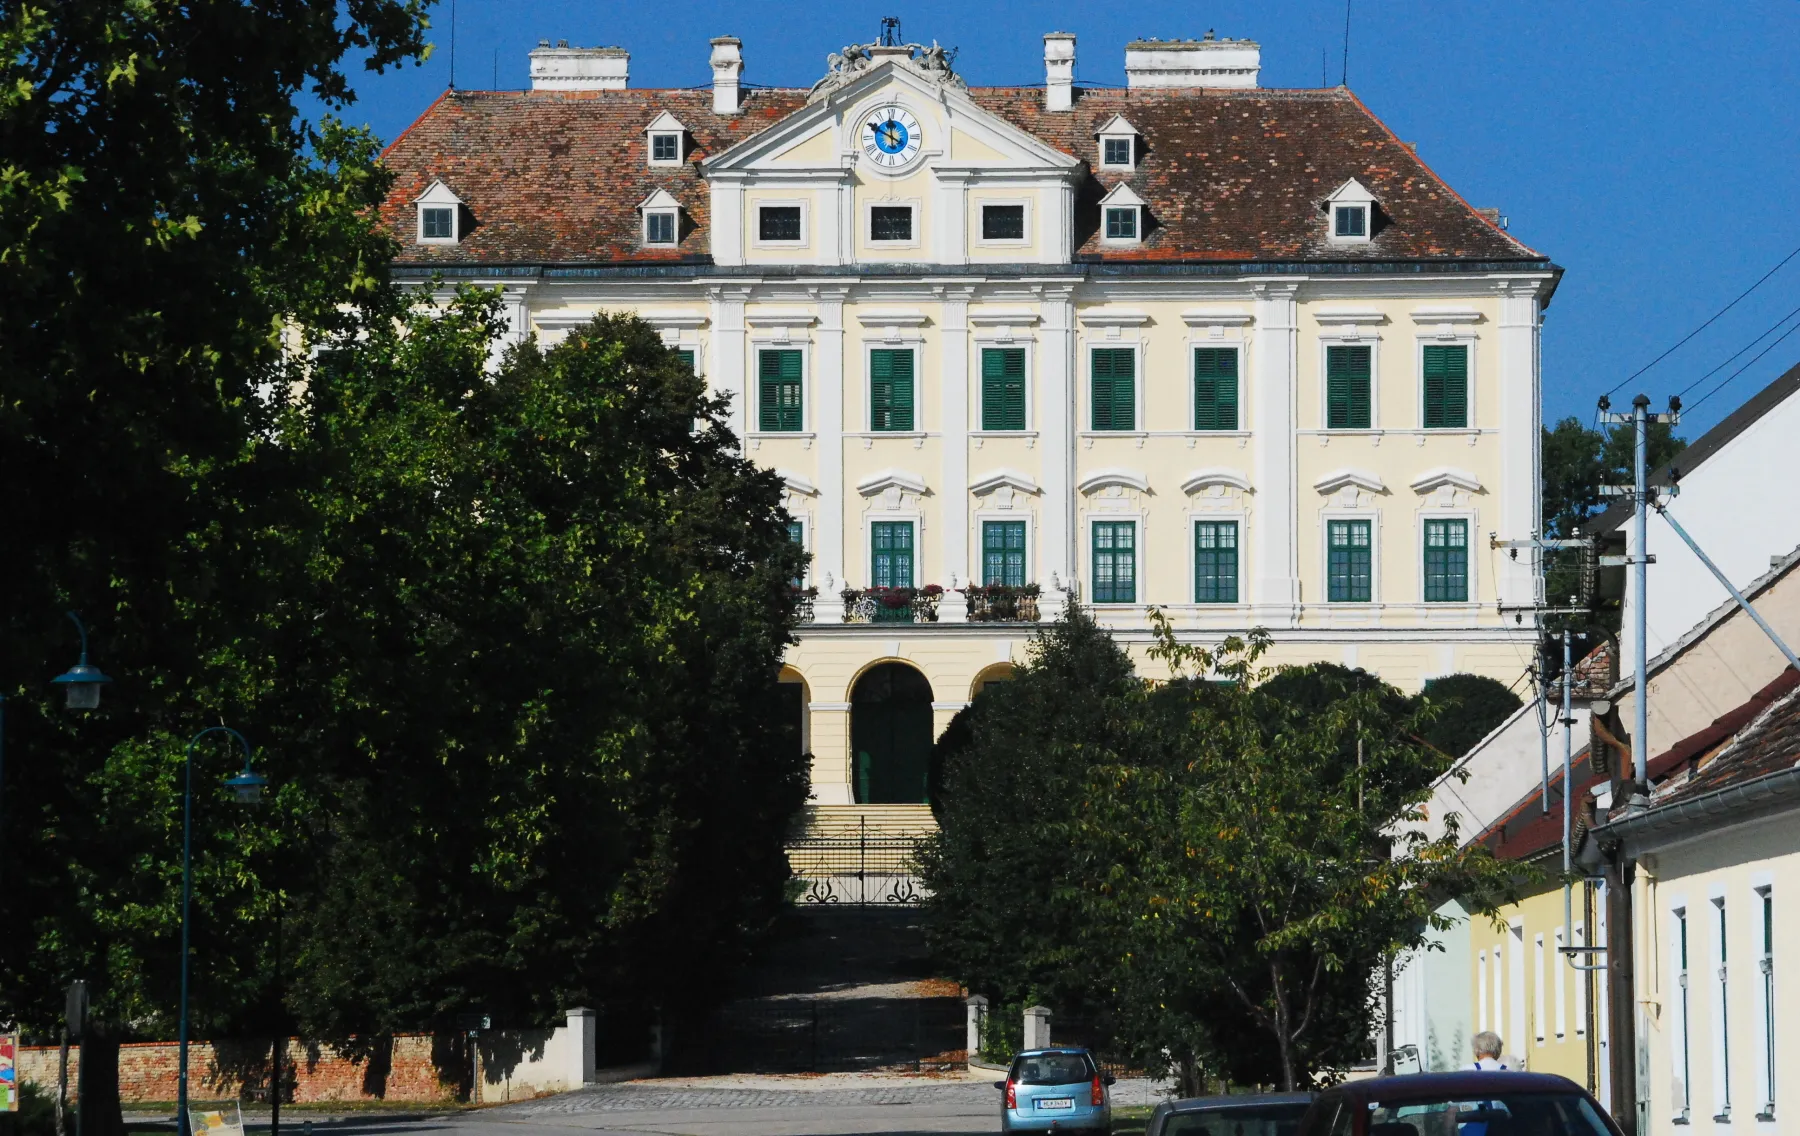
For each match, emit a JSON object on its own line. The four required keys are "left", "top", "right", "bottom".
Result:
{"left": 808, "top": 37, "right": 963, "bottom": 101}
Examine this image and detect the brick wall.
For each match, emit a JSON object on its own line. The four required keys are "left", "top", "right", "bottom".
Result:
{"left": 18, "top": 1035, "right": 462, "bottom": 1104}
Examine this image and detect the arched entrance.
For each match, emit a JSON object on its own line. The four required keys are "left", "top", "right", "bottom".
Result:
{"left": 850, "top": 663, "right": 934, "bottom": 804}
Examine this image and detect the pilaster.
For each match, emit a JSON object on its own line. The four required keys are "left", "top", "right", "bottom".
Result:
{"left": 1250, "top": 279, "right": 1302, "bottom": 625}
{"left": 939, "top": 288, "right": 974, "bottom": 614}
{"left": 813, "top": 287, "right": 851, "bottom": 621}
{"left": 1496, "top": 279, "right": 1543, "bottom": 610}
{"left": 1038, "top": 284, "right": 1076, "bottom": 616}
{"left": 707, "top": 285, "right": 752, "bottom": 445}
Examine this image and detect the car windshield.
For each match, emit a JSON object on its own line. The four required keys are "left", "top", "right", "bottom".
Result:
{"left": 1165, "top": 1103, "right": 1312, "bottom": 1136}
{"left": 1014, "top": 1053, "right": 1094, "bottom": 1085}
{"left": 1367, "top": 1093, "right": 1613, "bottom": 1136}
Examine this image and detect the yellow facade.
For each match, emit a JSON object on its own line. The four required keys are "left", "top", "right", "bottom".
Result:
{"left": 1471, "top": 880, "right": 1608, "bottom": 1088}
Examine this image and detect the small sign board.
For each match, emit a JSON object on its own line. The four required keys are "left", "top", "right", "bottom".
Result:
{"left": 189, "top": 1102, "right": 246, "bottom": 1136}
{"left": 1, "top": 1033, "right": 18, "bottom": 1112}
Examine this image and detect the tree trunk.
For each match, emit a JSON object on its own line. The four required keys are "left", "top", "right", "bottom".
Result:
{"left": 1270, "top": 961, "right": 1297, "bottom": 1091}
{"left": 77, "top": 1024, "right": 123, "bottom": 1136}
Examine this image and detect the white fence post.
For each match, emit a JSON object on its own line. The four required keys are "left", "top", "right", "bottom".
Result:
{"left": 1023, "top": 1005, "right": 1053, "bottom": 1051}
{"left": 566, "top": 1007, "right": 596, "bottom": 1087}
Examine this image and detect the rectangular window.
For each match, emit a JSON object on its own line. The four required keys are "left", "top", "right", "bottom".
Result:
{"left": 1422, "top": 344, "right": 1469, "bottom": 429}
{"left": 982, "top": 521, "right": 1027, "bottom": 587}
{"left": 1758, "top": 888, "right": 1774, "bottom": 1118}
{"left": 1104, "top": 206, "right": 1138, "bottom": 240}
{"left": 645, "top": 211, "right": 676, "bottom": 244}
{"left": 1335, "top": 204, "right": 1367, "bottom": 237}
{"left": 869, "top": 205, "right": 913, "bottom": 242}
{"left": 1091, "top": 521, "right": 1136, "bottom": 604}
{"left": 870, "top": 521, "right": 914, "bottom": 589}
{"left": 1194, "top": 521, "right": 1239, "bottom": 604}
{"left": 421, "top": 207, "right": 454, "bottom": 240}
{"left": 1575, "top": 922, "right": 1588, "bottom": 1037}
{"left": 1716, "top": 898, "right": 1732, "bottom": 1120}
{"left": 982, "top": 204, "right": 1025, "bottom": 241}
{"left": 1676, "top": 908, "right": 1693, "bottom": 1120}
{"left": 1327, "top": 520, "right": 1372, "bottom": 602}
{"left": 1326, "top": 344, "right": 1373, "bottom": 429}
{"left": 787, "top": 521, "right": 806, "bottom": 587}
{"left": 757, "top": 349, "right": 803, "bottom": 432}
{"left": 759, "top": 205, "right": 802, "bottom": 242}
{"left": 1423, "top": 519, "right": 1470, "bottom": 602}
{"left": 676, "top": 348, "right": 696, "bottom": 373}
{"left": 1478, "top": 949, "right": 1490, "bottom": 1031}
{"left": 1193, "top": 347, "right": 1239, "bottom": 431}
{"left": 981, "top": 347, "right": 1026, "bottom": 431}
{"left": 1555, "top": 927, "right": 1568, "bottom": 1040}
{"left": 1534, "top": 934, "right": 1547, "bottom": 1044}
{"left": 868, "top": 349, "right": 915, "bottom": 432}
{"left": 1090, "top": 348, "right": 1136, "bottom": 431}
{"left": 651, "top": 132, "right": 680, "bottom": 162}
{"left": 1102, "top": 137, "right": 1132, "bottom": 166}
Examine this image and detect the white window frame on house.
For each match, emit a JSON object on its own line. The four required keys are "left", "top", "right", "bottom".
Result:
{"left": 859, "top": 339, "right": 924, "bottom": 436}
{"left": 414, "top": 179, "right": 464, "bottom": 245}
{"left": 1554, "top": 925, "right": 1568, "bottom": 1040}
{"left": 1326, "top": 177, "right": 1376, "bottom": 244}
{"left": 1186, "top": 511, "right": 1248, "bottom": 608}
{"left": 975, "top": 199, "right": 1032, "bottom": 247}
{"left": 1319, "top": 505, "right": 1381, "bottom": 609}
{"left": 1098, "top": 183, "right": 1146, "bottom": 246}
{"left": 1083, "top": 509, "right": 1146, "bottom": 608}
{"left": 1095, "top": 114, "right": 1140, "bottom": 170}
{"left": 643, "top": 110, "right": 689, "bottom": 166}
{"left": 1534, "top": 932, "right": 1548, "bottom": 1045}
{"left": 753, "top": 200, "right": 809, "bottom": 247}
{"left": 1417, "top": 509, "right": 1479, "bottom": 608}
{"left": 1478, "top": 948, "right": 1490, "bottom": 1031}
{"left": 859, "top": 512, "right": 923, "bottom": 589}
{"left": 1181, "top": 312, "right": 1253, "bottom": 437}
{"left": 784, "top": 512, "right": 811, "bottom": 585}
{"left": 971, "top": 335, "right": 1036, "bottom": 437}
{"left": 864, "top": 199, "right": 920, "bottom": 248}
{"left": 1314, "top": 314, "right": 1386, "bottom": 431}
{"left": 1077, "top": 313, "right": 1149, "bottom": 438}
{"left": 638, "top": 187, "right": 682, "bottom": 247}
{"left": 745, "top": 320, "right": 816, "bottom": 440}
{"left": 1412, "top": 326, "right": 1480, "bottom": 430}
{"left": 1508, "top": 922, "right": 1526, "bottom": 1064}
{"left": 1575, "top": 921, "right": 1589, "bottom": 1037}
{"left": 1674, "top": 901, "right": 1693, "bottom": 1123}
{"left": 1712, "top": 892, "right": 1732, "bottom": 1122}
{"left": 971, "top": 507, "right": 1036, "bottom": 588}
{"left": 1754, "top": 880, "right": 1774, "bottom": 1120}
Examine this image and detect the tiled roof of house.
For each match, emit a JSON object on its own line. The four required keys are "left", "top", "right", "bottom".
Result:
{"left": 378, "top": 85, "right": 1544, "bottom": 267}
{"left": 1654, "top": 682, "right": 1800, "bottom": 807}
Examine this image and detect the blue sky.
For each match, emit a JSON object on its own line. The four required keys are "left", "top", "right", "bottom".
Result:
{"left": 319, "top": 0, "right": 1800, "bottom": 438}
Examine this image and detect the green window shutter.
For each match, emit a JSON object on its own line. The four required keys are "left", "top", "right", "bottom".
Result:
{"left": 1327, "top": 520, "right": 1373, "bottom": 602}
{"left": 676, "top": 348, "right": 696, "bottom": 373}
{"left": 981, "top": 348, "right": 1026, "bottom": 431}
{"left": 869, "top": 349, "right": 914, "bottom": 432}
{"left": 1091, "top": 521, "right": 1137, "bottom": 603}
{"left": 1194, "top": 521, "right": 1239, "bottom": 603}
{"left": 1326, "top": 345, "right": 1372, "bottom": 430}
{"left": 1193, "top": 348, "right": 1239, "bottom": 431}
{"left": 982, "top": 521, "right": 1027, "bottom": 587}
{"left": 1423, "top": 518, "right": 1469, "bottom": 602}
{"left": 759, "top": 349, "right": 803, "bottom": 432}
{"left": 1091, "top": 348, "right": 1136, "bottom": 431}
{"left": 1421, "top": 345, "right": 1468, "bottom": 429}
{"left": 871, "top": 521, "right": 915, "bottom": 589}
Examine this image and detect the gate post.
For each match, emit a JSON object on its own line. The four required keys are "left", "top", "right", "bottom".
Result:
{"left": 966, "top": 995, "right": 988, "bottom": 1060}
{"left": 1023, "top": 1005, "right": 1052, "bottom": 1051}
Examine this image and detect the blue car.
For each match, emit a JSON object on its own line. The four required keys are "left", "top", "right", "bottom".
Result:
{"left": 997, "top": 1048, "right": 1114, "bottom": 1134}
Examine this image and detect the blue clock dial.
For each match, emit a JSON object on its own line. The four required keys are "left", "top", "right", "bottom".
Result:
{"left": 874, "top": 120, "right": 909, "bottom": 154}
{"left": 860, "top": 104, "right": 923, "bottom": 168}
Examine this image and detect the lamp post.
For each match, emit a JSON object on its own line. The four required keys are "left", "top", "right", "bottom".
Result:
{"left": 177, "top": 727, "right": 267, "bottom": 1136}
{"left": 0, "top": 612, "right": 112, "bottom": 845}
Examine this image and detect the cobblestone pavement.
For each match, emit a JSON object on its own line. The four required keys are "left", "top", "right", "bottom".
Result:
{"left": 501, "top": 1080, "right": 998, "bottom": 1115}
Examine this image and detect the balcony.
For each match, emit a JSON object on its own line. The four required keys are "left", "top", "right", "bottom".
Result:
{"left": 788, "top": 585, "right": 817, "bottom": 624}
{"left": 842, "top": 585, "right": 942, "bottom": 624}
{"left": 963, "top": 584, "right": 1041, "bottom": 623}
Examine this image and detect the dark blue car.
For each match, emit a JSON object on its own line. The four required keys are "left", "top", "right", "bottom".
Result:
{"left": 1147, "top": 1091, "right": 1316, "bottom": 1136}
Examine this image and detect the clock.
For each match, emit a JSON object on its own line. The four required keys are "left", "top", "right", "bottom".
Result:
{"left": 860, "top": 104, "right": 923, "bottom": 169}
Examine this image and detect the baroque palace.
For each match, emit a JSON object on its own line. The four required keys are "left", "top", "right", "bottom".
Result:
{"left": 378, "top": 27, "right": 1558, "bottom": 841}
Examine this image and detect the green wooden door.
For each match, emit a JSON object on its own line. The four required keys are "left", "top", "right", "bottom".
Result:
{"left": 851, "top": 663, "right": 935, "bottom": 804}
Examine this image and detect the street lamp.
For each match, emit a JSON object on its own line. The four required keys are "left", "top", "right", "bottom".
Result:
{"left": 0, "top": 611, "right": 113, "bottom": 845}
{"left": 177, "top": 726, "right": 266, "bottom": 1136}
{"left": 52, "top": 612, "right": 113, "bottom": 710}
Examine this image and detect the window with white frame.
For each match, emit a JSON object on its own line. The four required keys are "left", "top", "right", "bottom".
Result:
{"left": 414, "top": 180, "right": 464, "bottom": 245}
{"left": 981, "top": 203, "right": 1027, "bottom": 242}
{"left": 1194, "top": 520, "right": 1239, "bottom": 603}
{"left": 785, "top": 519, "right": 807, "bottom": 587}
{"left": 1098, "top": 183, "right": 1146, "bottom": 244}
{"left": 1095, "top": 115, "right": 1140, "bottom": 170}
{"left": 1334, "top": 203, "right": 1368, "bottom": 238}
{"left": 1104, "top": 205, "right": 1138, "bottom": 241}
{"left": 1534, "top": 933, "right": 1547, "bottom": 1044}
{"left": 638, "top": 188, "right": 682, "bottom": 247}
{"left": 1478, "top": 949, "right": 1490, "bottom": 1031}
{"left": 1326, "top": 177, "right": 1376, "bottom": 245}
{"left": 1575, "top": 922, "right": 1588, "bottom": 1037}
{"left": 643, "top": 111, "right": 689, "bottom": 167}
{"left": 758, "top": 204, "right": 804, "bottom": 243}
{"left": 1327, "top": 519, "right": 1373, "bottom": 602}
{"left": 1675, "top": 906, "right": 1693, "bottom": 1121}
{"left": 1757, "top": 887, "right": 1774, "bottom": 1119}
{"left": 1714, "top": 896, "right": 1732, "bottom": 1121}
{"left": 868, "top": 203, "right": 915, "bottom": 244}
{"left": 1091, "top": 520, "right": 1137, "bottom": 604}
{"left": 1554, "top": 926, "right": 1568, "bottom": 1040}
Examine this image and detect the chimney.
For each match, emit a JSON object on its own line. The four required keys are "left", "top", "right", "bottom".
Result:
{"left": 1043, "top": 32, "right": 1075, "bottom": 112}
{"left": 529, "top": 42, "right": 629, "bottom": 90}
{"left": 710, "top": 36, "right": 743, "bottom": 115}
{"left": 1124, "top": 34, "right": 1260, "bottom": 89}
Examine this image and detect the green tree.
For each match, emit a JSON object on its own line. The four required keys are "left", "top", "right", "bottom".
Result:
{"left": 1542, "top": 416, "right": 1685, "bottom": 624}
{"left": 1416, "top": 674, "right": 1524, "bottom": 759}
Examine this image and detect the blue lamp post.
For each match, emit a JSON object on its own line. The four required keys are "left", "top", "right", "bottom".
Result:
{"left": 177, "top": 727, "right": 267, "bottom": 1136}
{"left": 0, "top": 612, "right": 113, "bottom": 845}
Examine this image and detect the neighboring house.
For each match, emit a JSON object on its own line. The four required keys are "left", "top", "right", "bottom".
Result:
{"left": 1586, "top": 544, "right": 1800, "bottom": 1135}
{"left": 375, "top": 28, "right": 1556, "bottom": 839}
{"left": 1592, "top": 361, "right": 1800, "bottom": 670}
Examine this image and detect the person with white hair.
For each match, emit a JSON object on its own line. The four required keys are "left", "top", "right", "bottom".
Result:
{"left": 1468, "top": 1030, "right": 1519, "bottom": 1070}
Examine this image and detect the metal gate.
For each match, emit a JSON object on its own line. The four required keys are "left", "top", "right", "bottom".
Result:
{"left": 788, "top": 819, "right": 925, "bottom": 905}
{"left": 701, "top": 996, "right": 964, "bottom": 1073}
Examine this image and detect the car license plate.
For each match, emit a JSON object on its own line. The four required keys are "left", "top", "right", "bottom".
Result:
{"left": 1037, "top": 1098, "right": 1075, "bottom": 1110}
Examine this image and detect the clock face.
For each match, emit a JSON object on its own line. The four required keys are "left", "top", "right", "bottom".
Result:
{"left": 860, "top": 104, "right": 923, "bottom": 169}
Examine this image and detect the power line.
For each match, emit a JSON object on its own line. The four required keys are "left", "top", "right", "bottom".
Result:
{"left": 1686, "top": 311, "right": 1800, "bottom": 414}
{"left": 1602, "top": 241, "right": 1800, "bottom": 399}
{"left": 1675, "top": 299, "right": 1800, "bottom": 398}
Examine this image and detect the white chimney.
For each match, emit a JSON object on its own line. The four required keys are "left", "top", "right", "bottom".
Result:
{"left": 529, "top": 41, "right": 629, "bottom": 90}
{"left": 1043, "top": 32, "right": 1075, "bottom": 112}
{"left": 710, "top": 36, "right": 743, "bottom": 115}
{"left": 1124, "top": 34, "right": 1259, "bottom": 89}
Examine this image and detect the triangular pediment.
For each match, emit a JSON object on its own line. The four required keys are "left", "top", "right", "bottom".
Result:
{"left": 1095, "top": 115, "right": 1139, "bottom": 138}
{"left": 413, "top": 179, "right": 463, "bottom": 206}
{"left": 643, "top": 110, "right": 688, "bottom": 135}
{"left": 1327, "top": 177, "right": 1376, "bottom": 205}
{"left": 637, "top": 187, "right": 682, "bottom": 212}
{"left": 703, "top": 62, "right": 1079, "bottom": 174}
{"left": 1098, "top": 182, "right": 1147, "bottom": 208}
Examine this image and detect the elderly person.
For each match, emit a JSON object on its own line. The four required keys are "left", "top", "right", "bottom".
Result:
{"left": 1468, "top": 1031, "right": 1519, "bottom": 1070}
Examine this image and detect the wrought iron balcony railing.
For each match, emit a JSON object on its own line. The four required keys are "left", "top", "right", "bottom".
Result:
{"left": 841, "top": 585, "right": 942, "bottom": 624}
{"left": 963, "top": 584, "right": 1041, "bottom": 623}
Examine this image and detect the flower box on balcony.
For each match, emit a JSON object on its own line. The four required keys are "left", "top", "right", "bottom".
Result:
{"left": 841, "top": 585, "right": 943, "bottom": 624}
{"left": 962, "top": 584, "right": 1041, "bottom": 623}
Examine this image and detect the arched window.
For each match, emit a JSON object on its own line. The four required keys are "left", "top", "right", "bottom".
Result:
{"left": 850, "top": 663, "right": 934, "bottom": 804}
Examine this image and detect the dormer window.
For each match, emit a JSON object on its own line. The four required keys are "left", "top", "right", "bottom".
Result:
{"left": 1095, "top": 115, "right": 1141, "bottom": 170}
{"left": 643, "top": 110, "right": 689, "bottom": 167}
{"left": 413, "top": 179, "right": 464, "bottom": 245}
{"left": 1326, "top": 178, "right": 1377, "bottom": 244}
{"left": 1098, "top": 183, "right": 1146, "bottom": 245}
{"left": 638, "top": 188, "right": 682, "bottom": 247}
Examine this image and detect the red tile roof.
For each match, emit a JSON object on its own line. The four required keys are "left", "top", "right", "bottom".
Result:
{"left": 378, "top": 85, "right": 1543, "bottom": 268}
{"left": 1654, "top": 679, "right": 1800, "bottom": 807}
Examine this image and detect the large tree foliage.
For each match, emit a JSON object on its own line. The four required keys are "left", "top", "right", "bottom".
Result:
{"left": 921, "top": 610, "right": 1519, "bottom": 1090}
